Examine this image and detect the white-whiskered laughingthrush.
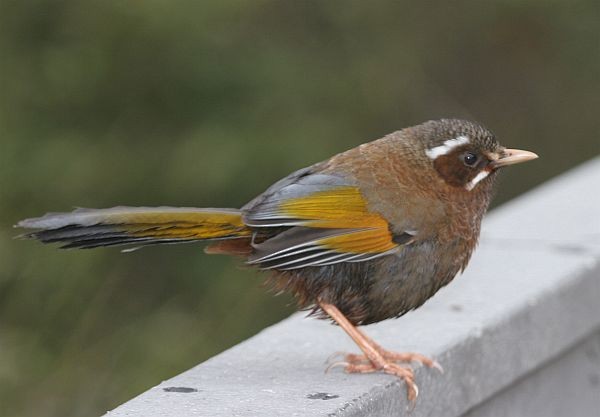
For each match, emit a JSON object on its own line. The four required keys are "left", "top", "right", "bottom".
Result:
{"left": 17, "top": 119, "right": 538, "bottom": 402}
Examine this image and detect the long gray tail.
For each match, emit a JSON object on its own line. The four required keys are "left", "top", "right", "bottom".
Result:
{"left": 16, "top": 206, "right": 251, "bottom": 249}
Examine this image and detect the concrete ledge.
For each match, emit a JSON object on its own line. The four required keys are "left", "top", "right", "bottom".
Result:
{"left": 105, "top": 158, "right": 600, "bottom": 417}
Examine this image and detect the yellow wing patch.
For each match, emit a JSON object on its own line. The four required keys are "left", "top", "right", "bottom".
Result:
{"left": 281, "top": 187, "right": 397, "bottom": 254}
{"left": 317, "top": 228, "right": 397, "bottom": 254}
{"left": 279, "top": 187, "right": 390, "bottom": 231}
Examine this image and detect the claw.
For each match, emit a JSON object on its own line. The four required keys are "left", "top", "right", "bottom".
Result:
{"left": 325, "top": 361, "right": 348, "bottom": 374}
{"left": 407, "top": 382, "right": 419, "bottom": 411}
{"left": 325, "top": 351, "right": 346, "bottom": 364}
{"left": 431, "top": 360, "right": 444, "bottom": 374}
{"left": 403, "top": 378, "right": 419, "bottom": 411}
{"left": 411, "top": 381, "right": 419, "bottom": 401}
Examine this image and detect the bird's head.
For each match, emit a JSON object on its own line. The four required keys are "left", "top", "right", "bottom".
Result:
{"left": 414, "top": 119, "right": 538, "bottom": 192}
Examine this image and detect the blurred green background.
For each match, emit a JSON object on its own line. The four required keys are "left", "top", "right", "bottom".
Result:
{"left": 1, "top": 1, "right": 598, "bottom": 416}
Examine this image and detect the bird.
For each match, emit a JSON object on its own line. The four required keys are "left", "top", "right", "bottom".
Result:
{"left": 16, "top": 119, "right": 538, "bottom": 403}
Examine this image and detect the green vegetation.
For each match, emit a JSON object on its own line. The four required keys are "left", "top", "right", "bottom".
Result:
{"left": 1, "top": 1, "right": 598, "bottom": 416}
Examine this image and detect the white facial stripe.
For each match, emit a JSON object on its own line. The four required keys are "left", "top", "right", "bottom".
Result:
{"left": 465, "top": 170, "right": 490, "bottom": 191}
{"left": 425, "top": 135, "right": 470, "bottom": 160}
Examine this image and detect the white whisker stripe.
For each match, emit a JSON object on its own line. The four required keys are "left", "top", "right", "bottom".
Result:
{"left": 426, "top": 136, "right": 470, "bottom": 160}
{"left": 466, "top": 170, "right": 490, "bottom": 191}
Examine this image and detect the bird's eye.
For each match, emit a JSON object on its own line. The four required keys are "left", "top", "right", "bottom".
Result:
{"left": 462, "top": 152, "right": 478, "bottom": 166}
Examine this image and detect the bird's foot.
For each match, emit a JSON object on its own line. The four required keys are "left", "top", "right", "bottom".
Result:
{"left": 328, "top": 357, "right": 419, "bottom": 402}
{"left": 337, "top": 347, "right": 443, "bottom": 373}
{"left": 327, "top": 336, "right": 443, "bottom": 372}
{"left": 326, "top": 346, "right": 442, "bottom": 404}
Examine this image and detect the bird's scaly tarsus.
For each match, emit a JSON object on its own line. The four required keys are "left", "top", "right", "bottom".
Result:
{"left": 319, "top": 301, "right": 441, "bottom": 404}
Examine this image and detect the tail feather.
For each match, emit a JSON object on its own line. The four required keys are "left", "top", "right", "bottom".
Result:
{"left": 16, "top": 207, "right": 251, "bottom": 250}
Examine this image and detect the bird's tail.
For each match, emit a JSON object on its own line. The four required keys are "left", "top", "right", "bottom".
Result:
{"left": 16, "top": 207, "right": 252, "bottom": 250}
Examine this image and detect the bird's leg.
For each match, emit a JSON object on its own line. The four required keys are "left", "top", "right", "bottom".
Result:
{"left": 319, "top": 301, "right": 419, "bottom": 402}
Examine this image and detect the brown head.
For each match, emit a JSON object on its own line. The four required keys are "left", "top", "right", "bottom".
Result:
{"left": 407, "top": 119, "right": 538, "bottom": 194}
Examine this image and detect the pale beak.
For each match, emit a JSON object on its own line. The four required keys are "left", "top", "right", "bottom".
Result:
{"left": 490, "top": 148, "right": 539, "bottom": 169}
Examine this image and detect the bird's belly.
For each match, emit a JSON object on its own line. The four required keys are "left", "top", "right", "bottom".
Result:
{"left": 276, "top": 240, "right": 463, "bottom": 325}
{"left": 364, "top": 241, "right": 461, "bottom": 323}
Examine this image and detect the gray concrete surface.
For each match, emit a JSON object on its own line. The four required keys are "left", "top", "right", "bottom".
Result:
{"left": 104, "top": 157, "right": 600, "bottom": 417}
{"left": 462, "top": 329, "right": 600, "bottom": 417}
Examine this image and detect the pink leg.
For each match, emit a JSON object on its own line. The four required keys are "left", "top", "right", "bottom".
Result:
{"left": 319, "top": 301, "right": 422, "bottom": 402}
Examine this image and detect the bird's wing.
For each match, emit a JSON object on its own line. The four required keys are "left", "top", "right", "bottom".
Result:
{"left": 244, "top": 172, "right": 414, "bottom": 270}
